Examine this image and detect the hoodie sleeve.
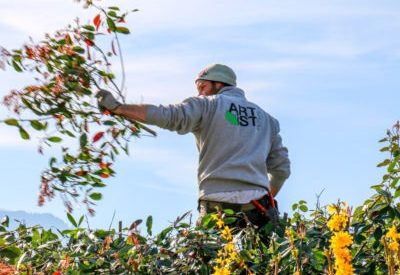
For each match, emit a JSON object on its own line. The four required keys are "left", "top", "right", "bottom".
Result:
{"left": 145, "top": 96, "right": 207, "bottom": 134}
{"left": 266, "top": 120, "right": 291, "bottom": 195}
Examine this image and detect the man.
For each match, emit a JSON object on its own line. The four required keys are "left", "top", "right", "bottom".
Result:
{"left": 97, "top": 64, "right": 290, "bottom": 227}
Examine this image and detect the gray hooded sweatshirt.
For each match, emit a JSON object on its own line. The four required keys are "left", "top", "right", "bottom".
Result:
{"left": 146, "top": 86, "right": 290, "bottom": 199}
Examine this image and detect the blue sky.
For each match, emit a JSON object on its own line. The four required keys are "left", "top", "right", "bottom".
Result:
{"left": 0, "top": 0, "right": 399, "bottom": 232}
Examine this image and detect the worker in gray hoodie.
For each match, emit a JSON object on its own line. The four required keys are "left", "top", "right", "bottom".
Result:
{"left": 96, "top": 64, "right": 290, "bottom": 228}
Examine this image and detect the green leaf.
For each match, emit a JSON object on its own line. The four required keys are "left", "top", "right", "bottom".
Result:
{"left": 78, "top": 216, "right": 84, "bottom": 227}
{"left": 388, "top": 157, "right": 399, "bottom": 172}
{"left": 94, "top": 229, "right": 109, "bottom": 238}
{"left": 12, "top": 60, "right": 22, "bottom": 72}
{"left": 107, "top": 17, "right": 116, "bottom": 32}
{"left": 377, "top": 159, "right": 391, "bottom": 167}
{"left": 61, "top": 130, "right": 76, "bottom": 138}
{"left": 0, "top": 245, "right": 21, "bottom": 260}
{"left": 224, "top": 217, "right": 237, "bottom": 225}
{"left": 292, "top": 203, "right": 298, "bottom": 211}
{"left": 108, "top": 6, "right": 120, "bottom": 11}
{"left": 19, "top": 127, "right": 30, "bottom": 140}
{"left": 146, "top": 215, "right": 153, "bottom": 236}
{"left": 82, "top": 31, "right": 95, "bottom": 40}
{"left": 380, "top": 146, "right": 389, "bottom": 152}
{"left": 371, "top": 184, "right": 382, "bottom": 192}
{"left": 103, "top": 120, "right": 117, "bottom": 126}
{"left": 67, "top": 213, "right": 78, "bottom": 227}
{"left": 13, "top": 54, "right": 22, "bottom": 62}
{"left": 89, "top": 193, "right": 102, "bottom": 201}
{"left": 80, "top": 133, "right": 88, "bottom": 148}
{"left": 157, "top": 227, "right": 173, "bottom": 242}
{"left": 225, "top": 111, "right": 238, "bottom": 125}
{"left": 390, "top": 177, "right": 400, "bottom": 189}
{"left": 48, "top": 136, "right": 62, "bottom": 143}
{"left": 310, "top": 249, "right": 325, "bottom": 272}
{"left": 49, "top": 157, "right": 57, "bottom": 167}
{"left": 108, "top": 11, "right": 117, "bottom": 18}
{"left": 1, "top": 216, "right": 9, "bottom": 227}
{"left": 73, "top": 46, "right": 85, "bottom": 54}
{"left": 200, "top": 213, "right": 213, "bottom": 228}
{"left": 30, "top": 120, "right": 44, "bottom": 130}
{"left": 373, "top": 226, "right": 383, "bottom": 241}
{"left": 83, "top": 25, "right": 95, "bottom": 31}
{"left": 4, "top": 118, "right": 19, "bottom": 126}
{"left": 299, "top": 205, "right": 308, "bottom": 212}
{"left": 116, "top": 26, "right": 130, "bottom": 34}
{"left": 394, "top": 188, "right": 400, "bottom": 199}
{"left": 354, "top": 233, "right": 366, "bottom": 243}
{"left": 223, "top": 209, "right": 235, "bottom": 215}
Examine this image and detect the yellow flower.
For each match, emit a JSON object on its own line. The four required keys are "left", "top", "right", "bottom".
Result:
{"left": 229, "top": 251, "right": 238, "bottom": 260}
{"left": 225, "top": 242, "right": 235, "bottom": 252}
{"left": 211, "top": 213, "right": 219, "bottom": 221}
{"left": 221, "top": 226, "right": 233, "bottom": 241}
{"left": 386, "top": 225, "right": 400, "bottom": 240}
{"left": 213, "top": 267, "right": 231, "bottom": 275}
{"left": 388, "top": 241, "right": 399, "bottom": 252}
{"left": 335, "top": 262, "right": 354, "bottom": 275}
{"left": 330, "top": 232, "right": 353, "bottom": 250}
{"left": 327, "top": 203, "right": 354, "bottom": 275}
{"left": 327, "top": 204, "right": 337, "bottom": 214}
{"left": 336, "top": 248, "right": 352, "bottom": 261}
{"left": 216, "top": 219, "right": 225, "bottom": 229}
{"left": 327, "top": 213, "right": 348, "bottom": 232}
{"left": 384, "top": 225, "right": 400, "bottom": 252}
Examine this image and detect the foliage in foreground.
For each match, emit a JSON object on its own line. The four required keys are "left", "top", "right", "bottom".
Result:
{"left": 0, "top": 1, "right": 154, "bottom": 214}
{"left": 1, "top": 123, "right": 400, "bottom": 274}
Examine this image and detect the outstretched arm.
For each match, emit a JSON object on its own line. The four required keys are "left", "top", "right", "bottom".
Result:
{"left": 113, "top": 104, "right": 148, "bottom": 123}
{"left": 96, "top": 89, "right": 148, "bottom": 122}
{"left": 96, "top": 89, "right": 206, "bottom": 134}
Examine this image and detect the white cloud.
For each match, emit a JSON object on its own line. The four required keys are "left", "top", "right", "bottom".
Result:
{"left": 130, "top": 0, "right": 398, "bottom": 31}
{"left": 0, "top": 1, "right": 89, "bottom": 42}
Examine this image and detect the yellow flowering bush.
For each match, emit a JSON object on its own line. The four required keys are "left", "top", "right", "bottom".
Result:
{"left": 327, "top": 203, "right": 350, "bottom": 232}
{"left": 382, "top": 224, "right": 400, "bottom": 274}
{"left": 211, "top": 213, "right": 243, "bottom": 275}
{"left": 386, "top": 225, "right": 400, "bottom": 252}
{"left": 326, "top": 203, "right": 354, "bottom": 275}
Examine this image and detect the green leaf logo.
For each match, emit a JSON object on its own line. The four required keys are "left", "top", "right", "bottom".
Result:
{"left": 225, "top": 111, "right": 239, "bottom": 126}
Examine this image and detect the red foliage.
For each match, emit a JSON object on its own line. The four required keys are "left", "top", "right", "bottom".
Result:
{"left": 0, "top": 261, "right": 15, "bottom": 275}
{"left": 92, "top": 131, "right": 104, "bottom": 143}
{"left": 84, "top": 38, "right": 94, "bottom": 47}
{"left": 99, "top": 162, "right": 110, "bottom": 169}
{"left": 93, "top": 14, "right": 101, "bottom": 31}
{"left": 100, "top": 173, "right": 109, "bottom": 178}
{"left": 75, "top": 170, "right": 88, "bottom": 176}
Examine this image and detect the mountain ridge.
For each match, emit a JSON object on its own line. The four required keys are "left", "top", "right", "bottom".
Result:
{"left": 0, "top": 209, "right": 69, "bottom": 229}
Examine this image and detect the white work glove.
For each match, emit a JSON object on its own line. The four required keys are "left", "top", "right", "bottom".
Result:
{"left": 96, "top": 89, "right": 121, "bottom": 112}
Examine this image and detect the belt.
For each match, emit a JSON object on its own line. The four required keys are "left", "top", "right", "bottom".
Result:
{"left": 199, "top": 200, "right": 257, "bottom": 213}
